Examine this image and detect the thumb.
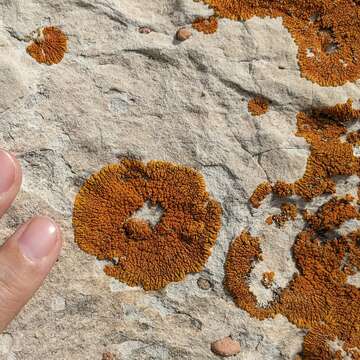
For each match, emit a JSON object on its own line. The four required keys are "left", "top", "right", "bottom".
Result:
{"left": 0, "top": 216, "right": 62, "bottom": 331}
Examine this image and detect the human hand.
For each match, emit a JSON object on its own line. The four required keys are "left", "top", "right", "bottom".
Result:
{"left": 0, "top": 149, "right": 62, "bottom": 331}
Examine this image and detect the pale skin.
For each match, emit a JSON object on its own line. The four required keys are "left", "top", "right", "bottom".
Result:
{"left": 0, "top": 149, "right": 62, "bottom": 331}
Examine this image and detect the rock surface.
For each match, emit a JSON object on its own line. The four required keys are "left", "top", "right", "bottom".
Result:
{"left": 0, "top": 0, "right": 359, "bottom": 359}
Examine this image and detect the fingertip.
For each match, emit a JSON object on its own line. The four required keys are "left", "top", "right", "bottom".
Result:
{"left": 0, "top": 215, "right": 62, "bottom": 331}
{"left": 18, "top": 216, "right": 62, "bottom": 262}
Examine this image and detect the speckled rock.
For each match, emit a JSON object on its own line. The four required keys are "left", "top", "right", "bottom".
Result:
{"left": 0, "top": 0, "right": 359, "bottom": 359}
{"left": 197, "top": 278, "right": 212, "bottom": 291}
{"left": 138, "top": 27, "right": 152, "bottom": 34}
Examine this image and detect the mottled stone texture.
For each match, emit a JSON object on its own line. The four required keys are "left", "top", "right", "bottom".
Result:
{"left": 0, "top": 0, "right": 359, "bottom": 359}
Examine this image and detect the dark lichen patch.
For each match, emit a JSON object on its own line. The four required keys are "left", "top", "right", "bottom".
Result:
{"left": 26, "top": 26, "right": 67, "bottom": 65}
{"left": 195, "top": 0, "right": 360, "bottom": 86}
{"left": 73, "top": 159, "right": 222, "bottom": 290}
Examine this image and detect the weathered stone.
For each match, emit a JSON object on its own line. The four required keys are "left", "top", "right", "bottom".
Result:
{"left": 138, "top": 27, "right": 152, "bottom": 34}
{"left": 0, "top": 0, "right": 359, "bottom": 359}
{"left": 51, "top": 296, "right": 66, "bottom": 312}
{"left": 197, "top": 277, "right": 212, "bottom": 290}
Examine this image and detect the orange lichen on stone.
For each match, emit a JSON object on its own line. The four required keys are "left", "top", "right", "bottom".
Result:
{"left": 261, "top": 271, "right": 275, "bottom": 288}
{"left": 302, "top": 195, "right": 359, "bottom": 232}
{"left": 267, "top": 203, "right": 297, "bottom": 227}
{"left": 225, "top": 196, "right": 360, "bottom": 359}
{"left": 196, "top": 0, "right": 360, "bottom": 86}
{"left": 347, "top": 130, "right": 360, "bottom": 146}
{"left": 251, "top": 100, "right": 360, "bottom": 205}
{"left": 73, "top": 159, "right": 222, "bottom": 290}
{"left": 272, "top": 181, "right": 294, "bottom": 198}
{"left": 231, "top": 100, "right": 360, "bottom": 357}
{"left": 26, "top": 26, "right": 67, "bottom": 65}
{"left": 102, "top": 353, "right": 116, "bottom": 360}
{"left": 192, "top": 16, "right": 218, "bottom": 34}
{"left": 225, "top": 231, "right": 273, "bottom": 320}
{"left": 293, "top": 100, "right": 360, "bottom": 201}
{"left": 249, "top": 182, "right": 272, "bottom": 208}
{"left": 251, "top": 181, "right": 294, "bottom": 209}
{"left": 247, "top": 96, "right": 269, "bottom": 116}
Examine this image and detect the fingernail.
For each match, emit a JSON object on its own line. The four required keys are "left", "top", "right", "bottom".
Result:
{"left": 18, "top": 217, "right": 59, "bottom": 261}
{"left": 0, "top": 150, "right": 16, "bottom": 194}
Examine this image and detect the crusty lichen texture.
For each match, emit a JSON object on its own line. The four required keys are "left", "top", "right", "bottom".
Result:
{"left": 266, "top": 202, "right": 297, "bottom": 227}
{"left": 250, "top": 100, "right": 360, "bottom": 207}
{"left": 225, "top": 197, "right": 360, "bottom": 359}
{"left": 26, "top": 26, "right": 67, "bottom": 65}
{"left": 261, "top": 271, "right": 275, "bottom": 288}
{"left": 73, "top": 159, "right": 222, "bottom": 290}
{"left": 227, "top": 100, "right": 360, "bottom": 359}
{"left": 247, "top": 96, "right": 269, "bottom": 116}
{"left": 195, "top": 0, "right": 360, "bottom": 86}
{"left": 249, "top": 181, "right": 272, "bottom": 208}
{"left": 192, "top": 16, "right": 218, "bottom": 34}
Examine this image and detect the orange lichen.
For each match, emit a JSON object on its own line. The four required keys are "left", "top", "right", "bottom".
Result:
{"left": 267, "top": 202, "right": 297, "bottom": 227}
{"left": 272, "top": 181, "right": 294, "bottom": 198}
{"left": 347, "top": 131, "right": 360, "bottom": 146}
{"left": 196, "top": 0, "right": 360, "bottom": 86}
{"left": 250, "top": 100, "right": 360, "bottom": 207}
{"left": 292, "top": 101, "right": 360, "bottom": 201}
{"left": 73, "top": 159, "right": 222, "bottom": 290}
{"left": 225, "top": 197, "right": 360, "bottom": 359}
{"left": 102, "top": 353, "right": 116, "bottom": 360}
{"left": 192, "top": 16, "right": 218, "bottom": 34}
{"left": 247, "top": 96, "right": 269, "bottom": 116}
{"left": 26, "top": 26, "right": 67, "bottom": 65}
{"left": 302, "top": 195, "right": 359, "bottom": 232}
{"left": 229, "top": 100, "right": 360, "bottom": 357}
{"left": 249, "top": 181, "right": 272, "bottom": 208}
{"left": 261, "top": 271, "right": 275, "bottom": 288}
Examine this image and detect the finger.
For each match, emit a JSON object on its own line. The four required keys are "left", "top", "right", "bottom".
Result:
{"left": 0, "top": 216, "right": 62, "bottom": 331}
{"left": 0, "top": 149, "right": 22, "bottom": 218}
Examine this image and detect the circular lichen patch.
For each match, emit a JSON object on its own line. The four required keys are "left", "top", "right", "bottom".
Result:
{"left": 26, "top": 26, "right": 67, "bottom": 65}
{"left": 73, "top": 159, "right": 222, "bottom": 290}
